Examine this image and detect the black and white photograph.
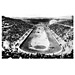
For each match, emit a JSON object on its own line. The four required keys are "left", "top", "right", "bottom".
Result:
{"left": 2, "top": 16, "right": 74, "bottom": 59}
{"left": 0, "top": 0, "right": 75, "bottom": 75}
